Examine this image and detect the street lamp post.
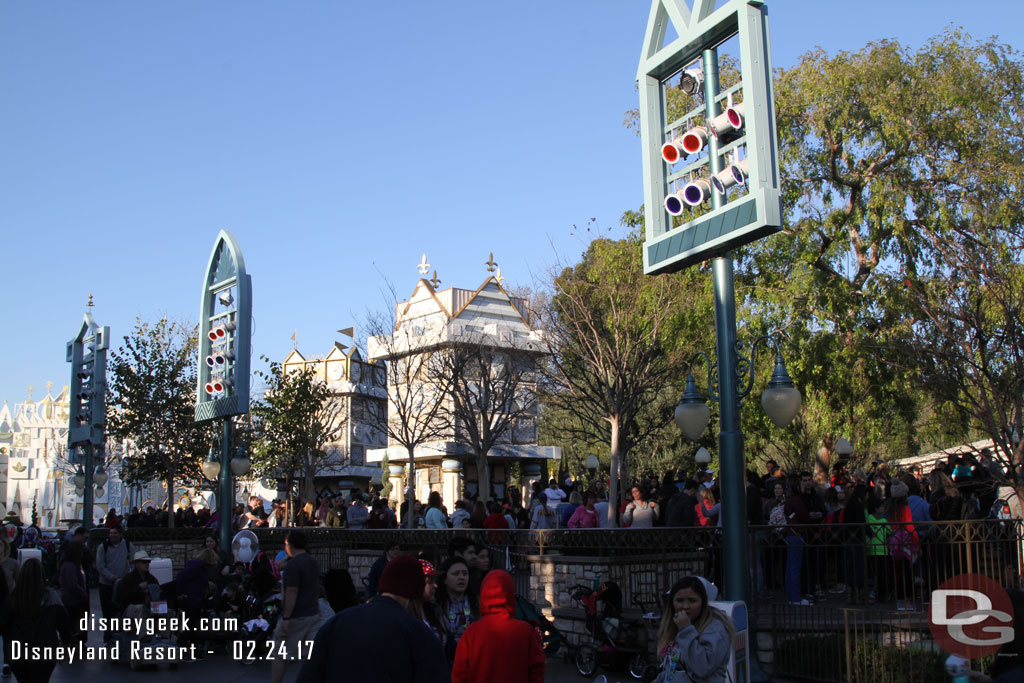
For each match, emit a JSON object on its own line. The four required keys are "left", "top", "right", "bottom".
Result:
{"left": 675, "top": 339, "right": 801, "bottom": 604}
{"left": 835, "top": 437, "right": 854, "bottom": 460}
{"left": 636, "top": 0, "right": 784, "bottom": 605}
{"left": 585, "top": 454, "right": 600, "bottom": 487}
{"left": 203, "top": 440, "right": 251, "bottom": 550}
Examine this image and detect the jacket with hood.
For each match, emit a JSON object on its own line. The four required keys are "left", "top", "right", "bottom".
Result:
{"left": 451, "top": 570, "right": 544, "bottom": 683}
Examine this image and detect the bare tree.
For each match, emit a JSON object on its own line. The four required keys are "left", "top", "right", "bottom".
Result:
{"left": 902, "top": 231, "right": 1024, "bottom": 501}
{"left": 436, "top": 342, "right": 539, "bottom": 503}
{"left": 365, "top": 286, "right": 454, "bottom": 529}
{"left": 538, "top": 237, "right": 683, "bottom": 526}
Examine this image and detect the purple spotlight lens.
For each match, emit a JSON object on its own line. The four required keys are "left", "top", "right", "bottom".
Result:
{"left": 731, "top": 165, "right": 746, "bottom": 185}
{"left": 728, "top": 109, "right": 742, "bottom": 128}
{"left": 683, "top": 183, "right": 705, "bottom": 206}
{"left": 665, "top": 195, "right": 684, "bottom": 215}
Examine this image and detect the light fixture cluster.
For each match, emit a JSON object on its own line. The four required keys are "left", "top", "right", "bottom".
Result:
{"left": 202, "top": 444, "right": 251, "bottom": 480}
{"left": 675, "top": 350, "right": 802, "bottom": 442}
{"left": 661, "top": 64, "right": 751, "bottom": 217}
{"left": 204, "top": 317, "right": 237, "bottom": 396}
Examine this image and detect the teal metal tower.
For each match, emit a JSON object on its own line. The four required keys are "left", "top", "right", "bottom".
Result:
{"left": 195, "top": 230, "right": 252, "bottom": 551}
{"left": 66, "top": 307, "right": 110, "bottom": 529}
{"left": 637, "top": 0, "right": 787, "bottom": 608}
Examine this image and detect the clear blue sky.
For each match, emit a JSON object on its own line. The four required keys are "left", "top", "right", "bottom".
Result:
{"left": 2, "top": 1, "right": 1021, "bottom": 403}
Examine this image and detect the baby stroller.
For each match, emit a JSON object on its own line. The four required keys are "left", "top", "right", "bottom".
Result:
{"left": 109, "top": 578, "right": 181, "bottom": 671}
{"left": 570, "top": 582, "right": 650, "bottom": 679}
{"left": 515, "top": 594, "right": 564, "bottom": 657}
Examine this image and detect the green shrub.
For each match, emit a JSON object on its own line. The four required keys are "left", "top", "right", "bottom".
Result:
{"left": 776, "top": 633, "right": 947, "bottom": 682}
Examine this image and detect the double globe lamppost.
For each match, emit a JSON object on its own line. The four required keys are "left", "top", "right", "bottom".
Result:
{"left": 202, "top": 445, "right": 252, "bottom": 494}
{"left": 673, "top": 339, "right": 801, "bottom": 604}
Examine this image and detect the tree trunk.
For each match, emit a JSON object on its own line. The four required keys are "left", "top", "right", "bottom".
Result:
{"left": 619, "top": 450, "right": 630, "bottom": 508}
{"left": 477, "top": 452, "right": 491, "bottom": 503}
{"left": 607, "top": 417, "right": 621, "bottom": 528}
{"left": 165, "top": 476, "right": 176, "bottom": 528}
{"left": 407, "top": 448, "right": 417, "bottom": 529}
{"left": 286, "top": 474, "right": 295, "bottom": 526}
{"left": 301, "top": 460, "right": 316, "bottom": 508}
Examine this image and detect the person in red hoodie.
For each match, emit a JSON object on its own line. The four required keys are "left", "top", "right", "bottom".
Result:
{"left": 451, "top": 569, "right": 544, "bottom": 683}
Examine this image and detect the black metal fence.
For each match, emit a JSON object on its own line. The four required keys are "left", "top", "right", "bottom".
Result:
{"left": 105, "top": 519, "right": 1023, "bottom": 681}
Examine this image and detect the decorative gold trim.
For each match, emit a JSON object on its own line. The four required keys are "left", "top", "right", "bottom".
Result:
{"left": 396, "top": 279, "right": 453, "bottom": 331}
{"left": 451, "top": 277, "right": 533, "bottom": 330}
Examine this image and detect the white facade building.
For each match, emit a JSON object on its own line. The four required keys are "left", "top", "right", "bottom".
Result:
{"left": 280, "top": 343, "right": 386, "bottom": 492}
{"left": 0, "top": 384, "right": 124, "bottom": 527}
{"left": 367, "top": 273, "right": 560, "bottom": 505}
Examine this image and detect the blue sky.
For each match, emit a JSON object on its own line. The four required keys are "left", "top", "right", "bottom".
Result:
{"left": 2, "top": 1, "right": 1021, "bottom": 403}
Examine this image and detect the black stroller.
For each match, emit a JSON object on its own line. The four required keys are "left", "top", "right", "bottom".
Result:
{"left": 570, "top": 582, "right": 653, "bottom": 679}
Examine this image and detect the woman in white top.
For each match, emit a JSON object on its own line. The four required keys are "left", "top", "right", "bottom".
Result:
{"left": 623, "top": 486, "right": 660, "bottom": 528}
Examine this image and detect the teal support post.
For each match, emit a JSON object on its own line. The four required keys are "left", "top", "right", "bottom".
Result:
{"left": 704, "top": 47, "right": 750, "bottom": 605}
{"left": 220, "top": 418, "right": 233, "bottom": 553}
{"left": 83, "top": 443, "right": 94, "bottom": 529}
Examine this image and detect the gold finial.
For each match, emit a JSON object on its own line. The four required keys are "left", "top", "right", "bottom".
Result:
{"left": 45, "top": 381, "right": 53, "bottom": 395}
{"left": 485, "top": 253, "right": 498, "bottom": 273}
{"left": 494, "top": 267, "right": 505, "bottom": 285}
{"left": 27, "top": 385, "right": 34, "bottom": 401}
{"left": 87, "top": 294, "right": 94, "bottom": 308}
{"left": 430, "top": 271, "right": 442, "bottom": 288}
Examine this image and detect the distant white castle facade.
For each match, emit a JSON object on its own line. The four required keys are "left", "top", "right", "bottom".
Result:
{"left": 0, "top": 384, "right": 126, "bottom": 527}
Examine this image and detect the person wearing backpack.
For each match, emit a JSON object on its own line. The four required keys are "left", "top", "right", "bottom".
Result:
{"left": 886, "top": 479, "right": 919, "bottom": 611}
{"left": 94, "top": 526, "right": 133, "bottom": 644}
{"left": 865, "top": 496, "right": 890, "bottom": 604}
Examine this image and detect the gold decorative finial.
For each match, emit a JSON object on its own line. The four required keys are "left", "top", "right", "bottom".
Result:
{"left": 430, "top": 271, "right": 442, "bottom": 288}
{"left": 87, "top": 294, "right": 94, "bottom": 307}
{"left": 485, "top": 253, "right": 497, "bottom": 273}
{"left": 27, "top": 385, "right": 34, "bottom": 401}
{"left": 494, "top": 267, "right": 505, "bottom": 285}
{"left": 45, "top": 381, "right": 53, "bottom": 395}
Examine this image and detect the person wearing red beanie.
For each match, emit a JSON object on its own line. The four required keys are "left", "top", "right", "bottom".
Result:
{"left": 297, "top": 555, "right": 448, "bottom": 683}
{"left": 451, "top": 570, "right": 544, "bottom": 683}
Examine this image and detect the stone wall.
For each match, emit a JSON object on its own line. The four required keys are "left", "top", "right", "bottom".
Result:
{"left": 523, "top": 551, "right": 706, "bottom": 647}
{"left": 132, "top": 541, "right": 205, "bottom": 571}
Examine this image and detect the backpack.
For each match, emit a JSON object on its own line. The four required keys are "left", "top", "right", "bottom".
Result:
{"left": 888, "top": 527, "right": 920, "bottom": 563}
{"left": 248, "top": 550, "right": 281, "bottom": 596}
{"left": 769, "top": 504, "right": 787, "bottom": 528}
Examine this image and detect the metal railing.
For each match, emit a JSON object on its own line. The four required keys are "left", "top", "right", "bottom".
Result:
{"left": 105, "top": 519, "right": 1023, "bottom": 604}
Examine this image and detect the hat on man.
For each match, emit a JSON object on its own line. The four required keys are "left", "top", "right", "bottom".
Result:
{"left": 378, "top": 554, "right": 425, "bottom": 600}
{"left": 132, "top": 550, "right": 151, "bottom": 562}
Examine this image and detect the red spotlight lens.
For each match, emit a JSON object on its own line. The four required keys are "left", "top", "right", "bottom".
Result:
{"left": 661, "top": 142, "right": 680, "bottom": 164}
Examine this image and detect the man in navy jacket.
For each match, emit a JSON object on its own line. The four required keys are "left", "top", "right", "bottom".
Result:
{"left": 297, "top": 554, "right": 448, "bottom": 683}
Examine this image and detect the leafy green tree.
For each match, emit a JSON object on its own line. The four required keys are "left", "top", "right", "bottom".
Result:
{"left": 249, "top": 357, "right": 345, "bottom": 517}
{"left": 746, "top": 30, "right": 1024, "bottom": 469}
{"left": 107, "top": 318, "right": 208, "bottom": 527}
